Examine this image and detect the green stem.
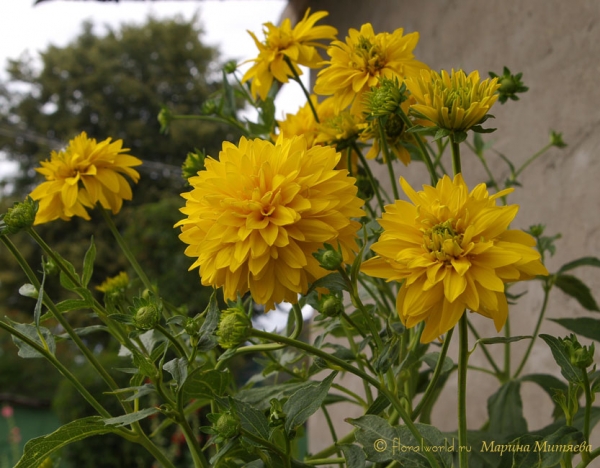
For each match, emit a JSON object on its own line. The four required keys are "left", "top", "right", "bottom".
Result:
{"left": 513, "top": 143, "right": 553, "bottom": 179}
{"left": 351, "top": 141, "right": 386, "bottom": 212}
{"left": 377, "top": 119, "right": 400, "bottom": 200}
{"left": 100, "top": 208, "right": 155, "bottom": 294}
{"left": 307, "top": 431, "right": 356, "bottom": 460}
{"left": 178, "top": 415, "right": 209, "bottom": 468}
{"left": 576, "top": 447, "right": 599, "bottom": 467}
{"left": 135, "top": 430, "right": 178, "bottom": 468}
{"left": 412, "top": 328, "right": 454, "bottom": 419}
{"left": 450, "top": 139, "right": 462, "bottom": 175}
{"left": 321, "top": 405, "right": 344, "bottom": 468}
{"left": 513, "top": 282, "right": 551, "bottom": 378}
{"left": 458, "top": 314, "right": 469, "bottom": 468}
{"left": 250, "top": 329, "right": 441, "bottom": 468}
{"left": 504, "top": 315, "right": 511, "bottom": 379}
{"left": 582, "top": 371, "right": 592, "bottom": 445}
{"left": 340, "top": 314, "right": 374, "bottom": 405}
{"left": 304, "top": 458, "right": 346, "bottom": 466}
{"left": 171, "top": 114, "right": 249, "bottom": 137}
{"left": 283, "top": 56, "right": 319, "bottom": 123}
{"left": 397, "top": 107, "right": 438, "bottom": 184}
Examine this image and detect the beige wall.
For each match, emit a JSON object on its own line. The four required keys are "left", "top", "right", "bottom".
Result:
{"left": 288, "top": 0, "right": 600, "bottom": 456}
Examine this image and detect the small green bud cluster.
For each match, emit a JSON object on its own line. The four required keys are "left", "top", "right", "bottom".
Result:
{"left": 549, "top": 130, "right": 567, "bottom": 148}
{"left": 313, "top": 243, "right": 344, "bottom": 271}
{"left": 128, "top": 292, "right": 163, "bottom": 331}
{"left": 182, "top": 149, "right": 206, "bottom": 181}
{"left": 157, "top": 106, "right": 173, "bottom": 134}
{"left": 0, "top": 197, "right": 38, "bottom": 235}
{"left": 317, "top": 293, "right": 344, "bottom": 318}
{"left": 216, "top": 306, "right": 251, "bottom": 349}
{"left": 268, "top": 398, "right": 286, "bottom": 427}
{"left": 364, "top": 77, "right": 407, "bottom": 118}
{"left": 489, "top": 67, "right": 528, "bottom": 104}
{"left": 202, "top": 411, "right": 241, "bottom": 442}
{"left": 561, "top": 334, "right": 595, "bottom": 369}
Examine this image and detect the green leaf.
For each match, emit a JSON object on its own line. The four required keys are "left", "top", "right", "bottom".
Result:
{"left": 55, "top": 299, "right": 92, "bottom": 313}
{"left": 539, "top": 334, "right": 583, "bottom": 384}
{"left": 510, "top": 433, "right": 543, "bottom": 467}
{"left": 341, "top": 444, "right": 367, "bottom": 468}
{"left": 476, "top": 335, "right": 532, "bottom": 345}
{"left": 15, "top": 417, "right": 115, "bottom": 468}
{"left": 283, "top": 371, "right": 337, "bottom": 434}
{"left": 348, "top": 415, "right": 452, "bottom": 467}
{"left": 34, "top": 268, "right": 46, "bottom": 328}
{"left": 103, "top": 407, "right": 159, "bottom": 427}
{"left": 163, "top": 357, "right": 188, "bottom": 387}
{"left": 307, "top": 272, "right": 347, "bottom": 294}
{"left": 82, "top": 236, "right": 96, "bottom": 287}
{"left": 236, "top": 382, "right": 313, "bottom": 411}
{"left": 366, "top": 394, "right": 391, "bottom": 415}
{"left": 487, "top": 381, "right": 528, "bottom": 438}
{"left": 519, "top": 374, "right": 568, "bottom": 420}
{"left": 57, "top": 325, "right": 109, "bottom": 340}
{"left": 420, "top": 352, "right": 454, "bottom": 374}
{"left": 182, "top": 368, "right": 230, "bottom": 402}
{"left": 554, "top": 274, "right": 599, "bottom": 311}
{"left": 11, "top": 323, "right": 56, "bottom": 358}
{"left": 558, "top": 256, "right": 600, "bottom": 274}
{"left": 231, "top": 398, "right": 271, "bottom": 441}
{"left": 550, "top": 317, "right": 600, "bottom": 342}
{"left": 538, "top": 426, "right": 584, "bottom": 467}
{"left": 197, "top": 292, "right": 220, "bottom": 352}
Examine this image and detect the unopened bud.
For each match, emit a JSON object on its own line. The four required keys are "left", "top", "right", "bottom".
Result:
{"left": 217, "top": 306, "right": 251, "bottom": 349}
{"left": 318, "top": 294, "right": 343, "bottom": 317}
{"left": 313, "top": 243, "right": 343, "bottom": 271}
{"left": 214, "top": 411, "right": 240, "bottom": 438}
{"left": 0, "top": 197, "right": 38, "bottom": 235}
{"left": 182, "top": 150, "right": 206, "bottom": 181}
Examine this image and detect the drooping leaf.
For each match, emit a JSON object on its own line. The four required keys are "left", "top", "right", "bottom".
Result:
{"left": 181, "top": 368, "right": 230, "bottom": 402}
{"left": 420, "top": 352, "right": 454, "bottom": 374}
{"left": 14, "top": 417, "right": 115, "bottom": 468}
{"left": 163, "top": 357, "right": 188, "bottom": 387}
{"left": 476, "top": 336, "right": 532, "bottom": 346}
{"left": 341, "top": 444, "right": 367, "bottom": 468}
{"left": 197, "top": 292, "right": 220, "bottom": 351}
{"left": 307, "top": 272, "right": 347, "bottom": 294}
{"left": 550, "top": 317, "right": 600, "bottom": 342}
{"left": 283, "top": 371, "right": 337, "bottom": 434}
{"left": 554, "top": 274, "right": 599, "bottom": 311}
{"left": 557, "top": 256, "right": 600, "bottom": 274}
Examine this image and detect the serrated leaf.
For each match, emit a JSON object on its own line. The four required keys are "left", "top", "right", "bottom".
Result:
{"left": 11, "top": 323, "right": 55, "bottom": 358}
{"left": 163, "top": 357, "right": 188, "bottom": 387}
{"left": 477, "top": 335, "right": 532, "bottom": 345}
{"left": 14, "top": 417, "right": 115, "bottom": 468}
{"left": 554, "top": 274, "right": 599, "bottom": 311}
{"left": 550, "top": 317, "right": 600, "bottom": 342}
{"left": 539, "top": 334, "right": 583, "bottom": 384}
{"left": 341, "top": 444, "right": 366, "bottom": 468}
{"left": 181, "top": 368, "right": 230, "bottom": 402}
{"left": 487, "top": 381, "right": 528, "bottom": 438}
{"left": 558, "top": 256, "right": 600, "bottom": 274}
{"left": 82, "top": 236, "right": 96, "bottom": 287}
{"left": 103, "top": 407, "right": 159, "bottom": 427}
{"left": 19, "top": 284, "right": 37, "bottom": 298}
{"left": 283, "top": 371, "right": 337, "bottom": 434}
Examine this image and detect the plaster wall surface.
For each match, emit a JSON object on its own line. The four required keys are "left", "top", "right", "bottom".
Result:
{"left": 285, "top": 0, "right": 600, "bottom": 457}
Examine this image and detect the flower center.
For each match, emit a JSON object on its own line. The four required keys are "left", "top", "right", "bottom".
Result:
{"left": 423, "top": 220, "right": 464, "bottom": 263}
{"left": 353, "top": 36, "right": 384, "bottom": 75}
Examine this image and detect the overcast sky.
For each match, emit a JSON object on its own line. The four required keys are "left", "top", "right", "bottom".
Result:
{"left": 0, "top": 0, "right": 307, "bottom": 178}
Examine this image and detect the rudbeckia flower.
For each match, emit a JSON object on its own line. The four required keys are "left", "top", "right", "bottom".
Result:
{"left": 30, "top": 132, "right": 141, "bottom": 224}
{"left": 406, "top": 69, "right": 500, "bottom": 132}
{"left": 175, "top": 136, "right": 365, "bottom": 310}
{"left": 241, "top": 9, "right": 337, "bottom": 101}
{"left": 314, "top": 23, "right": 429, "bottom": 113}
{"left": 362, "top": 174, "right": 548, "bottom": 343}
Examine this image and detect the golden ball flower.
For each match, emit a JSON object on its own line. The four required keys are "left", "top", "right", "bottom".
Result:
{"left": 314, "top": 23, "right": 429, "bottom": 113}
{"left": 361, "top": 174, "right": 548, "bottom": 343}
{"left": 29, "top": 132, "right": 142, "bottom": 224}
{"left": 175, "top": 135, "right": 365, "bottom": 310}
{"left": 241, "top": 9, "right": 337, "bottom": 101}
{"left": 406, "top": 69, "right": 500, "bottom": 132}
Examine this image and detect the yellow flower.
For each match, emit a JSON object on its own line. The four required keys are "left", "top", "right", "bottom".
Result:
{"left": 406, "top": 69, "right": 500, "bottom": 132}
{"left": 277, "top": 95, "right": 322, "bottom": 147}
{"left": 175, "top": 136, "right": 365, "bottom": 309}
{"left": 30, "top": 132, "right": 141, "bottom": 224}
{"left": 241, "top": 10, "right": 337, "bottom": 101}
{"left": 314, "top": 23, "right": 429, "bottom": 113}
{"left": 314, "top": 99, "right": 363, "bottom": 146}
{"left": 96, "top": 271, "right": 130, "bottom": 294}
{"left": 362, "top": 174, "right": 548, "bottom": 343}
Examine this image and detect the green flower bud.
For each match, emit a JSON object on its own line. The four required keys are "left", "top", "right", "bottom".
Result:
{"left": 560, "top": 334, "right": 595, "bottom": 369}
{"left": 202, "top": 100, "right": 217, "bottom": 115}
{"left": 224, "top": 60, "right": 238, "bottom": 74}
{"left": 217, "top": 306, "right": 251, "bottom": 349}
{"left": 134, "top": 305, "right": 161, "bottom": 330}
{"left": 364, "top": 77, "right": 407, "bottom": 118}
{"left": 268, "top": 399, "right": 286, "bottom": 427}
{"left": 313, "top": 243, "right": 344, "bottom": 271}
{"left": 182, "top": 150, "right": 206, "bottom": 181}
{"left": 157, "top": 106, "right": 173, "bottom": 134}
{"left": 488, "top": 67, "right": 528, "bottom": 104}
{"left": 550, "top": 130, "right": 567, "bottom": 148}
{"left": 43, "top": 257, "right": 59, "bottom": 277}
{"left": 318, "top": 294, "right": 343, "bottom": 317}
{"left": 0, "top": 197, "right": 38, "bottom": 235}
{"left": 214, "top": 411, "right": 240, "bottom": 439}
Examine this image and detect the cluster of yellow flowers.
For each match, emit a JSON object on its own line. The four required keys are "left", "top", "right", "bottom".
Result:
{"left": 24, "top": 9, "right": 546, "bottom": 343}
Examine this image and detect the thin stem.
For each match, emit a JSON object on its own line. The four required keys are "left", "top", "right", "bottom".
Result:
{"left": 467, "top": 319, "right": 502, "bottom": 375}
{"left": 240, "top": 428, "right": 290, "bottom": 465}
{"left": 513, "top": 143, "right": 553, "bottom": 179}
{"left": 283, "top": 56, "right": 319, "bottom": 123}
{"left": 450, "top": 139, "right": 462, "bottom": 175}
{"left": 321, "top": 405, "right": 344, "bottom": 468}
{"left": 458, "top": 314, "right": 469, "bottom": 468}
{"left": 504, "top": 315, "right": 511, "bottom": 379}
{"left": 100, "top": 208, "right": 155, "bottom": 294}
{"left": 576, "top": 447, "right": 599, "bottom": 468}
{"left": 250, "top": 328, "right": 441, "bottom": 468}
{"left": 155, "top": 324, "right": 187, "bottom": 360}
{"left": 412, "top": 328, "right": 454, "bottom": 419}
{"left": 351, "top": 141, "right": 386, "bottom": 212}
{"left": 582, "top": 371, "right": 592, "bottom": 445}
{"left": 513, "top": 282, "right": 551, "bottom": 378}
{"left": 307, "top": 431, "right": 355, "bottom": 460}
{"left": 340, "top": 314, "right": 374, "bottom": 405}
{"left": 397, "top": 107, "right": 438, "bottom": 184}
{"left": 377, "top": 120, "right": 400, "bottom": 200}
